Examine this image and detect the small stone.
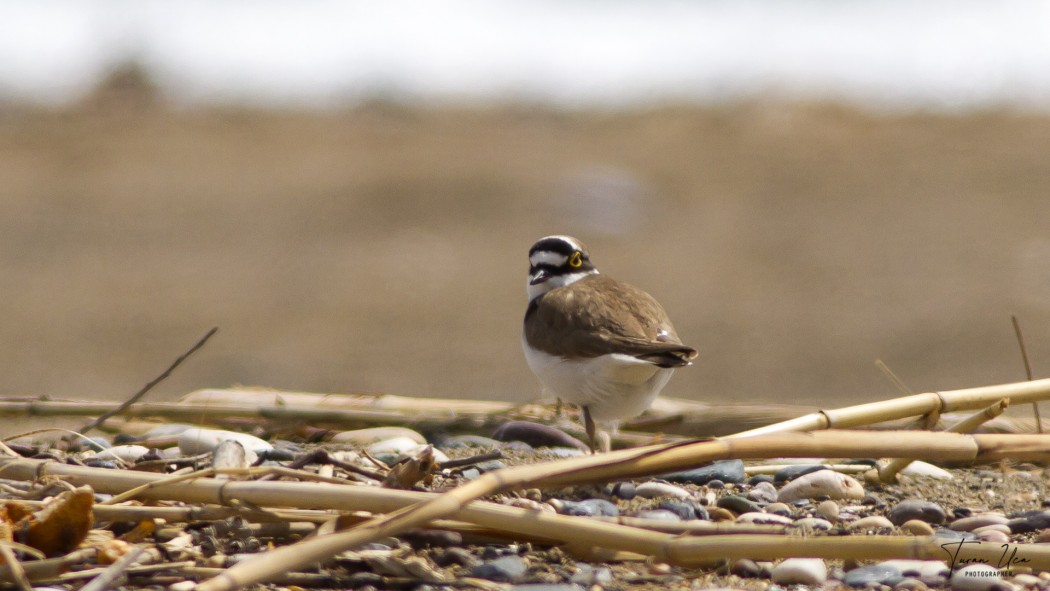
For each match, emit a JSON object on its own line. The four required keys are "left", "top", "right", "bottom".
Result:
{"left": 731, "top": 558, "right": 762, "bottom": 578}
{"left": 888, "top": 500, "right": 947, "bottom": 526}
{"left": 570, "top": 563, "right": 612, "bottom": 585}
{"left": 611, "top": 482, "right": 636, "bottom": 500}
{"left": 635, "top": 481, "right": 692, "bottom": 500}
{"left": 474, "top": 460, "right": 506, "bottom": 472}
{"left": 657, "top": 500, "right": 700, "bottom": 521}
{"left": 439, "top": 434, "right": 501, "bottom": 448}
{"left": 748, "top": 474, "right": 775, "bottom": 486}
{"left": 1008, "top": 511, "right": 1050, "bottom": 534}
{"left": 735, "top": 512, "right": 794, "bottom": 526}
{"left": 178, "top": 428, "right": 273, "bottom": 456}
{"left": 895, "top": 578, "right": 929, "bottom": 591}
{"left": 94, "top": 445, "right": 151, "bottom": 463}
{"left": 934, "top": 528, "right": 978, "bottom": 541}
{"left": 550, "top": 499, "right": 619, "bottom": 517}
{"left": 648, "top": 562, "right": 673, "bottom": 575}
{"left": 718, "top": 495, "right": 763, "bottom": 515}
{"left": 212, "top": 440, "right": 253, "bottom": 475}
{"left": 434, "top": 547, "right": 480, "bottom": 568}
{"left": 977, "top": 529, "right": 1010, "bottom": 543}
{"left": 815, "top": 500, "right": 840, "bottom": 521}
{"left": 777, "top": 469, "right": 864, "bottom": 503}
{"left": 950, "top": 564, "right": 1004, "bottom": 591}
{"left": 765, "top": 502, "right": 793, "bottom": 516}
{"left": 900, "top": 461, "right": 954, "bottom": 480}
{"left": 470, "top": 556, "right": 528, "bottom": 582}
{"left": 793, "top": 517, "right": 833, "bottom": 531}
{"left": 972, "top": 524, "right": 1011, "bottom": 536}
{"left": 169, "top": 581, "right": 196, "bottom": 591}
{"left": 330, "top": 427, "right": 426, "bottom": 446}
{"left": 707, "top": 479, "right": 725, "bottom": 489}
{"left": 881, "top": 560, "right": 950, "bottom": 585}
{"left": 747, "top": 481, "right": 778, "bottom": 504}
{"left": 708, "top": 507, "right": 736, "bottom": 521}
{"left": 773, "top": 464, "right": 829, "bottom": 483}
{"left": 367, "top": 436, "right": 425, "bottom": 455}
{"left": 661, "top": 459, "right": 746, "bottom": 485}
{"left": 844, "top": 563, "right": 903, "bottom": 587}
{"left": 772, "top": 558, "right": 828, "bottom": 586}
{"left": 950, "top": 514, "right": 1009, "bottom": 532}
{"left": 900, "top": 520, "right": 936, "bottom": 536}
{"left": 492, "top": 421, "right": 589, "bottom": 452}
{"left": 635, "top": 509, "right": 683, "bottom": 522}
{"left": 847, "top": 515, "right": 895, "bottom": 532}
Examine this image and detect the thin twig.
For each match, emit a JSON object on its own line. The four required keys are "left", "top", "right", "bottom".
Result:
{"left": 77, "top": 545, "right": 146, "bottom": 591}
{"left": 80, "top": 326, "right": 219, "bottom": 434}
{"left": 0, "top": 543, "right": 33, "bottom": 591}
{"left": 1012, "top": 315, "right": 1042, "bottom": 433}
{"left": 875, "top": 358, "right": 914, "bottom": 395}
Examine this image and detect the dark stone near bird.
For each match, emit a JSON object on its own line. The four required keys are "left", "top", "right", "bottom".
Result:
{"left": 611, "top": 482, "right": 636, "bottom": 500}
{"left": 493, "top": 421, "right": 589, "bottom": 451}
{"left": 657, "top": 500, "right": 698, "bottom": 521}
{"left": 470, "top": 556, "right": 528, "bottom": 582}
{"left": 434, "top": 547, "right": 481, "bottom": 568}
{"left": 731, "top": 558, "right": 762, "bottom": 578}
{"left": 887, "top": 500, "right": 946, "bottom": 526}
{"left": 843, "top": 564, "right": 903, "bottom": 587}
{"left": 773, "top": 464, "right": 828, "bottom": 483}
{"left": 439, "top": 435, "right": 501, "bottom": 448}
{"left": 661, "top": 459, "right": 746, "bottom": 485}
{"left": 717, "top": 495, "right": 763, "bottom": 515}
{"left": 748, "top": 474, "right": 775, "bottom": 486}
{"left": 1008, "top": 511, "right": 1050, "bottom": 533}
{"left": 635, "top": 509, "right": 682, "bottom": 522}
{"left": 555, "top": 499, "right": 619, "bottom": 517}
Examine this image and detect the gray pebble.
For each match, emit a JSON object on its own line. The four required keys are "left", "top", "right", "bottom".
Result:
{"left": 551, "top": 498, "right": 619, "bottom": 517}
{"left": 471, "top": 556, "right": 528, "bottom": 582}
{"left": 475, "top": 460, "right": 507, "bottom": 472}
{"left": 661, "top": 459, "right": 746, "bottom": 485}
{"left": 747, "top": 481, "right": 778, "bottom": 504}
{"left": 887, "top": 499, "right": 946, "bottom": 526}
{"left": 611, "top": 482, "right": 636, "bottom": 500}
{"left": 718, "top": 495, "right": 763, "bottom": 515}
{"left": 439, "top": 434, "right": 501, "bottom": 448}
{"left": 773, "top": 464, "right": 828, "bottom": 483}
{"left": 748, "top": 474, "right": 775, "bottom": 486}
{"left": 657, "top": 500, "right": 698, "bottom": 521}
{"left": 844, "top": 564, "right": 903, "bottom": 587}
{"left": 434, "top": 547, "right": 481, "bottom": 568}
{"left": 1007, "top": 511, "right": 1050, "bottom": 533}
{"left": 731, "top": 558, "right": 762, "bottom": 578}
{"left": 634, "top": 509, "right": 683, "bottom": 522}
{"left": 492, "top": 421, "right": 589, "bottom": 452}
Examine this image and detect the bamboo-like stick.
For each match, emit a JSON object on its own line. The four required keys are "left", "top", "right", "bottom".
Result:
{"left": 877, "top": 398, "right": 1009, "bottom": 483}
{"left": 731, "top": 378, "right": 1050, "bottom": 437}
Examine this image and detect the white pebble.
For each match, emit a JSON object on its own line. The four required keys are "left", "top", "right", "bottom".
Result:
{"left": 846, "top": 515, "right": 895, "bottom": 532}
{"left": 330, "top": 427, "right": 426, "bottom": 446}
{"left": 815, "top": 499, "right": 840, "bottom": 521}
{"left": 94, "top": 445, "right": 150, "bottom": 463}
{"left": 178, "top": 428, "right": 273, "bottom": 456}
{"left": 950, "top": 564, "right": 1010, "bottom": 591}
{"left": 772, "top": 558, "right": 828, "bottom": 586}
{"left": 735, "top": 512, "right": 794, "bottom": 526}
{"left": 901, "top": 461, "right": 954, "bottom": 480}
{"left": 169, "top": 581, "right": 196, "bottom": 591}
{"left": 777, "top": 469, "right": 865, "bottom": 502}
{"left": 367, "top": 436, "right": 424, "bottom": 455}
{"left": 793, "top": 517, "right": 833, "bottom": 531}
{"left": 634, "top": 481, "right": 693, "bottom": 500}
{"left": 212, "top": 440, "right": 253, "bottom": 477}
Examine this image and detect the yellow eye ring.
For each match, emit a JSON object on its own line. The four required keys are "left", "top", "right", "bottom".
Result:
{"left": 569, "top": 251, "right": 583, "bottom": 268}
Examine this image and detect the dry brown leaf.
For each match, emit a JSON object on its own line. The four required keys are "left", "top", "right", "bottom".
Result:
{"left": 19, "top": 486, "right": 94, "bottom": 556}
{"left": 382, "top": 445, "right": 435, "bottom": 489}
{"left": 118, "top": 519, "right": 156, "bottom": 543}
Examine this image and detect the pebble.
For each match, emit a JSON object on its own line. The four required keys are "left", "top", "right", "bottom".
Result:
{"left": 1008, "top": 511, "right": 1050, "bottom": 534}
{"left": 549, "top": 499, "right": 619, "bottom": 517}
{"left": 718, "top": 495, "right": 763, "bottom": 515}
{"left": 611, "top": 482, "right": 636, "bottom": 500}
{"left": 900, "top": 519, "right": 936, "bottom": 536}
{"left": 977, "top": 529, "right": 1010, "bottom": 543}
{"left": 473, "top": 460, "right": 506, "bottom": 472}
{"left": 735, "top": 512, "right": 794, "bottom": 526}
{"left": 470, "top": 556, "right": 528, "bottom": 582}
{"left": 657, "top": 500, "right": 702, "bottom": 521}
{"left": 771, "top": 558, "right": 828, "bottom": 586}
{"left": 212, "top": 440, "right": 253, "bottom": 475}
{"left": 492, "top": 421, "right": 589, "bottom": 452}
{"left": 950, "top": 564, "right": 1005, "bottom": 591}
{"left": 330, "top": 427, "right": 426, "bottom": 446}
{"left": 934, "top": 528, "right": 978, "bottom": 541}
{"left": 844, "top": 563, "right": 903, "bottom": 587}
{"left": 94, "top": 444, "right": 150, "bottom": 463}
{"left": 900, "top": 461, "right": 955, "bottom": 480}
{"left": 634, "top": 481, "right": 692, "bottom": 500}
{"left": 505, "top": 498, "right": 555, "bottom": 513}
{"left": 731, "top": 558, "right": 762, "bottom": 578}
{"left": 881, "top": 560, "right": 950, "bottom": 584}
{"left": 661, "top": 459, "right": 746, "bottom": 485}
{"left": 747, "top": 481, "right": 778, "bottom": 504}
{"left": 888, "top": 500, "right": 947, "bottom": 526}
{"left": 773, "top": 464, "right": 829, "bottom": 483}
{"left": 367, "top": 437, "right": 424, "bottom": 455}
{"left": 434, "top": 547, "right": 481, "bottom": 568}
{"left": 765, "top": 502, "right": 793, "bottom": 516}
{"left": 634, "top": 509, "right": 683, "bottom": 522}
{"left": 748, "top": 474, "right": 775, "bottom": 486}
{"left": 950, "top": 514, "right": 1009, "bottom": 532}
{"left": 972, "top": 524, "right": 1011, "bottom": 536}
{"left": 439, "top": 435, "right": 501, "bottom": 448}
{"left": 793, "top": 517, "right": 833, "bottom": 531}
{"left": 815, "top": 500, "right": 840, "bottom": 521}
{"left": 570, "top": 563, "right": 612, "bottom": 585}
{"left": 895, "top": 578, "right": 930, "bottom": 591}
{"left": 777, "top": 469, "right": 865, "bottom": 502}
{"left": 847, "top": 515, "right": 895, "bottom": 532}
{"left": 707, "top": 507, "right": 737, "bottom": 521}
{"left": 178, "top": 428, "right": 273, "bottom": 456}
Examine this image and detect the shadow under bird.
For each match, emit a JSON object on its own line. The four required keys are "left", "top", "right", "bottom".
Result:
{"left": 521, "top": 235, "right": 698, "bottom": 451}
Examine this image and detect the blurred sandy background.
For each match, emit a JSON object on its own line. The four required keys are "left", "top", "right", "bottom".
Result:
{"left": 2, "top": 3, "right": 1050, "bottom": 429}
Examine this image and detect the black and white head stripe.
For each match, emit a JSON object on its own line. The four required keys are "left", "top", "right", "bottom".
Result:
{"left": 528, "top": 236, "right": 593, "bottom": 269}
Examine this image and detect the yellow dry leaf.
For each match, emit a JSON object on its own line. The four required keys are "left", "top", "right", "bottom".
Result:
{"left": 21, "top": 486, "right": 94, "bottom": 556}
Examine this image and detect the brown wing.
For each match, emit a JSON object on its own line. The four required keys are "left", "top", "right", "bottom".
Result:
{"left": 525, "top": 274, "right": 698, "bottom": 367}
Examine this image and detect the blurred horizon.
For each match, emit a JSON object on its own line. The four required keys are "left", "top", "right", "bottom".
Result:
{"left": 3, "top": 0, "right": 1050, "bottom": 112}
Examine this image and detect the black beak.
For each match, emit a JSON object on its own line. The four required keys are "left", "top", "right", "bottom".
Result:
{"left": 529, "top": 269, "right": 551, "bottom": 285}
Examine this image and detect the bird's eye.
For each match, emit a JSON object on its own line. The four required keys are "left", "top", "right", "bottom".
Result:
{"left": 569, "top": 251, "right": 583, "bottom": 268}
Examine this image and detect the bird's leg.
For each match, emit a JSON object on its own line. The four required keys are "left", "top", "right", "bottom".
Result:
{"left": 582, "top": 405, "right": 599, "bottom": 454}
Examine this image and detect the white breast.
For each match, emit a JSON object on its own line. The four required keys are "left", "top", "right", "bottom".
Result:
{"left": 522, "top": 338, "right": 673, "bottom": 423}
